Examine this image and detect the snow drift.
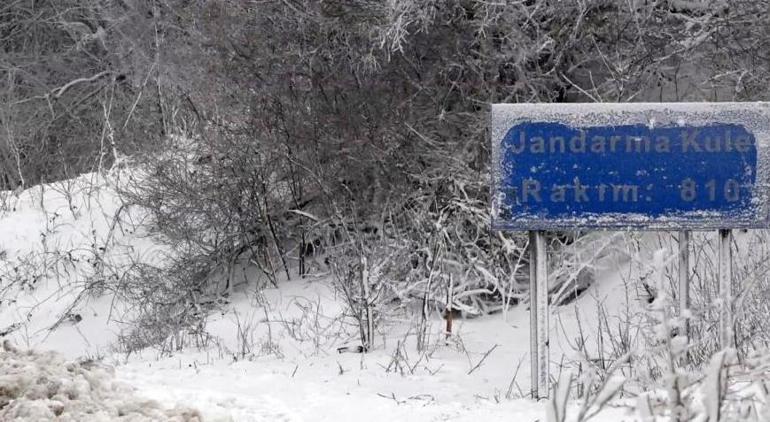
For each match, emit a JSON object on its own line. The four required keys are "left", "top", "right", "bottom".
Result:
{"left": 0, "top": 340, "right": 201, "bottom": 421}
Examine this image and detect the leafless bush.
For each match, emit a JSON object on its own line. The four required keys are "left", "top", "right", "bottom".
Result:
{"left": 112, "top": 257, "right": 226, "bottom": 356}
{"left": 548, "top": 354, "right": 628, "bottom": 422}
{"left": 329, "top": 237, "right": 402, "bottom": 351}
{"left": 0, "top": 0, "right": 179, "bottom": 189}
{"left": 277, "top": 296, "right": 348, "bottom": 355}
{"left": 633, "top": 231, "right": 770, "bottom": 369}
{"left": 106, "top": 1, "right": 770, "bottom": 344}
{"left": 554, "top": 231, "right": 770, "bottom": 419}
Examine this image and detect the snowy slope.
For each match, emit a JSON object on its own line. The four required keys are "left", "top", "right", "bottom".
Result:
{"left": 0, "top": 173, "right": 646, "bottom": 421}
{"left": 1, "top": 173, "right": 120, "bottom": 357}
{"left": 114, "top": 274, "right": 638, "bottom": 422}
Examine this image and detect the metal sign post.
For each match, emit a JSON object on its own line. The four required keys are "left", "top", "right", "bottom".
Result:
{"left": 529, "top": 230, "right": 549, "bottom": 399}
{"left": 678, "top": 231, "right": 691, "bottom": 341}
{"left": 718, "top": 229, "right": 734, "bottom": 348}
{"left": 490, "top": 103, "right": 770, "bottom": 399}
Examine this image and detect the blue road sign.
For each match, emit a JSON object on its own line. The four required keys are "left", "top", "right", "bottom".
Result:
{"left": 490, "top": 103, "right": 770, "bottom": 230}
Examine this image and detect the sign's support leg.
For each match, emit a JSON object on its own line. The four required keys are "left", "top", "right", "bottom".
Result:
{"left": 528, "top": 231, "right": 538, "bottom": 399}
{"left": 529, "top": 230, "right": 549, "bottom": 399}
{"left": 678, "top": 231, "right": 690, "bottom": 342}
{"left": 718, "top": 229, "right": 734, "bottom": 349}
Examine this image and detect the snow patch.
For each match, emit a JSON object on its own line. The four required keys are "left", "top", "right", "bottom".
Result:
{"left": 0, "top": 341, "right": 201, "bottom": 421}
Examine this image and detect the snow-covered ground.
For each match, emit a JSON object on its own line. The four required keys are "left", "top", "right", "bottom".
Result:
{"left": 0, "top": 341, "right": 202, "bottom": 421}
{"left": 0, "top": 172, "right": 647, "bottom": 421}
{"left": 113, "top": 274, "right": 638, "bottom": 422}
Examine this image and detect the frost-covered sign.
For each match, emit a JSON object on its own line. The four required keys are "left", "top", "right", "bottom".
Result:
{"left": 491, "top": 103, "right": 770, "bottom": 230}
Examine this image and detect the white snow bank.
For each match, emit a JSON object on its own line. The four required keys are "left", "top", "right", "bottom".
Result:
{"left": 0, "top": 170, "right": 167, "bottom": 358}
{"left": 0, "top": 340, "right": 200, "bottom": 421}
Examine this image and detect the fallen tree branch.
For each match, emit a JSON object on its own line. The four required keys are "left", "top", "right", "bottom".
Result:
{"left": 52, "top": 71, "right": 111, "bottom": 98}
{"left": 468, "top": 344, "right": 499, "bottom": 375}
